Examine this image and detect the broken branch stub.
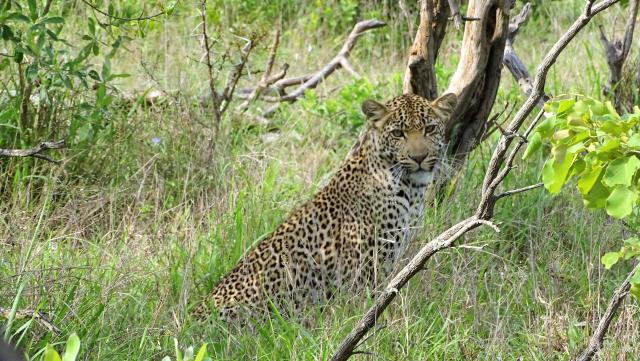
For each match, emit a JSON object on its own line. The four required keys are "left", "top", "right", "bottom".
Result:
{"left": 503, "top": 2, "right": 549, "bottom": 108}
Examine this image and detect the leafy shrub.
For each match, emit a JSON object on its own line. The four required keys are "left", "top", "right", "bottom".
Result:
{"left": 525, "top": 96, "right": 640, "bottom": 297}
{"left": 0, "top": 0, "right": 130, "bottom": 149}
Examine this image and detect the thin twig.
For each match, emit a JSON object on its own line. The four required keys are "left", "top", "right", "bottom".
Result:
{"left": 237, "top": 28, "right": 285, "bottom": 111}
{"left": 496, "top": 182, "right": 544, "bottom": 199}
{"left": 81, "top": 0, "right": 168, "bottom": 21}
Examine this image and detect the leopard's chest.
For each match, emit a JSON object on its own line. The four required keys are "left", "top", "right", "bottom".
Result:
{"left": 377, "top": 171, "right": 431, "bottom": 270}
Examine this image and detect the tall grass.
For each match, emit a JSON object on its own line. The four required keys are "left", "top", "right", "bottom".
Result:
{"left": 1, "top": 0, "right": 639, "bottom": 360}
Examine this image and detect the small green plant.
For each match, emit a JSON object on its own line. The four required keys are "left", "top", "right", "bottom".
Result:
{"left": 42, "top": 333, "right": 80, "bottom": 361}
{"left": 162, "top": 340, "right": 210, "bottom": 361}
{"left": 524, "top": 95, "right": 640, "bottom": 297}
{"left": 299, "top": 78, "right": 382, "bottom": 132}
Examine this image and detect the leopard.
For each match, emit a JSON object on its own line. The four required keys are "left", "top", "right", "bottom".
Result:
{"left": 193, "top": 93, "right": 458, "bottom": 322}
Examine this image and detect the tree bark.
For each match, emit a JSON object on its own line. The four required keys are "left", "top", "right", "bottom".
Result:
{"left": 403, "top": 0, "right": 450, "bottom": 100}
{"left": 444, "top": 0, "right": 510, "bottom": 164}
{"left": 403, "top": 0, "right": 511, "bottom": 167}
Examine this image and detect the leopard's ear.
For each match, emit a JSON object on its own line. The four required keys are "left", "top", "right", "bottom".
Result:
{"left": 362, "top": 100, "right": 389, "bottom": 129}
{"left": 431, "top": 93, "right": 458, "bottom": 120}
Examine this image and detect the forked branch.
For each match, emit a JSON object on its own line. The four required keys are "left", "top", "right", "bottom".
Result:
{"left": 260, "top": 19, "right": 385, "bottom": 116}
{"left": 503, "top": 2, "right": 549, "bottom": 108}
{"left": 598, "top": 0, "right": 639, "bottom": 109}
{"left": 329, "top": 1, "right": 621, "bottom": 360}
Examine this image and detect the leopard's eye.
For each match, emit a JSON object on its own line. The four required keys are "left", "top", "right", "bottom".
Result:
{"left": 391, "top": 129, "right": 405, "bottom": 138}
{"left": 424, "top": 124, "right": 437, "bottom": 134}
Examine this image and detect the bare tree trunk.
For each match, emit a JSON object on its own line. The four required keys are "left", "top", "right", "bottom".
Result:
{"left": 444, "top": 0, "right": 510, "bottom": 163}
{"left": 403, "top": 0, "right": 511, "bottom": 167}
{"left": 403, "top": 0, "right": 449, "bottom": 100}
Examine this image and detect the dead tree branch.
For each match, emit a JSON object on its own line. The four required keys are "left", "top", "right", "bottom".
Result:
{"left": 234, "top": 20, "right": 384, "bottom": 116}
{"left": 599, "top": 0, "right": 639, "bottom": 110}
{"left": 0, "top": 306, "right": 61, "bottom": 336}
{"left": 259, "top": 19, "right": 385, "bottom": 116}
{"left": 503, "top": 3, "right": 549, "bottom": 108}
{"left": 0, "top": 140, "right": 66, "bottom": 164}
{"left": 280, "top": 20, "right": 385, "bottom": 102}
{"left": 574, "top": 263, "right": 640, "bottom": 361}
{"left": 448, "top": 0, "right": 464, "bottom": 29}
{"left": 329, "top": 1, "right": 621, "bottom": 360}
{"left": 238, "top": 28, "right": 287, "bottom": 111}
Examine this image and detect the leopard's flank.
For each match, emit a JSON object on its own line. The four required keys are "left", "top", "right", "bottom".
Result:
{"left": 194, "top": 93, "right": 458, "bottom": 321}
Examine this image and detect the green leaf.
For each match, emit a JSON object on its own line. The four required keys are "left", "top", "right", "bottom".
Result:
{"left": 556, "top": 98, "right": 576, "bottom": 115}
{"left": 629, "top": 134, "right": 640, "bottom": 148}
{"left": 7, "top": 12, "right": 31, "bottom": 23}
{"left": 174, "top": 338, "right": 182, "bottom": 361}
{"left": 39, "top": 16, "right": 64, "bottom": 25}
{"left": 583, "top": 177, "right": 610, "bottom": 209}
{"left": 577, "top": 162, "right": 604, "bottom": 195}
{"left": 600, "top": 119, "right": 623, "bottom": 135}
{"left": 62, "top": 333, "right": 80, "bottom": 361}
{"left": 28, "top": 0, "right": 37, "bottom": 21}
{"left": 630, "top": 268, "right": 640, "bottom": 285}
{"left": 194, "top": 344, "right": 207, "bottom": 361}
{"left": 542, "top": 153, "right": 576, "bottom": 194}
{"left": 44, "top": 345, "right": 62, "bottom": 361}
{"left": 590, "top": 100, "right": 608, "bottom": 116}
{"left": 624, "top": 237, "right": 640, "bottom": 247}
{"left": 523, "top": 132, "right": 542, "bottom": 160}
{"left": 598, "top": 138, "right": 620, "bottom": 154}
{"left": 535, "top": 116, "right": 557, "bottom": 138}
{"left": 631, "top": 284, "right": 640, "bottom": 300}
{"left": 605, "top": 101, "right": 620, "bottom": 118}
{"left": 605, "top": 185, "right": 638, "bottom": 218}
{"left": 601, "top": 252, "right": 621, "bottom": 269}
{"left": 602, "top": 156, "right": 640, "bottom": 187}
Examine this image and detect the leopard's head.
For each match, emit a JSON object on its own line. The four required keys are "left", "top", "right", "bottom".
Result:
{"left": 362, "top": 93, "right": 457, "bottom": 173}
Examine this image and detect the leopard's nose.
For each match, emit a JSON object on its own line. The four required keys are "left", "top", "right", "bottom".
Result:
{"left": 410, "top": 154, "right": 427, "bottom": 164}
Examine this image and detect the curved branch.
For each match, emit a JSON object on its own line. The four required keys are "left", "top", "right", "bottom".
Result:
{"left": 279, "top": 20, "right": 386, "bottom": 102}
{"left": 81, "top": 0, "right": 168, "bottom": 21}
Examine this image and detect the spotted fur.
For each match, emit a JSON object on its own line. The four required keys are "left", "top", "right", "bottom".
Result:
{"left": 193, "top": 93, "right": 458, "bottom": 321}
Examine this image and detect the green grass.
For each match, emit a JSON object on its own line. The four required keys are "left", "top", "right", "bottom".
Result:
{"left": 1, "top": 0, "right": 640, "bottom": 360}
